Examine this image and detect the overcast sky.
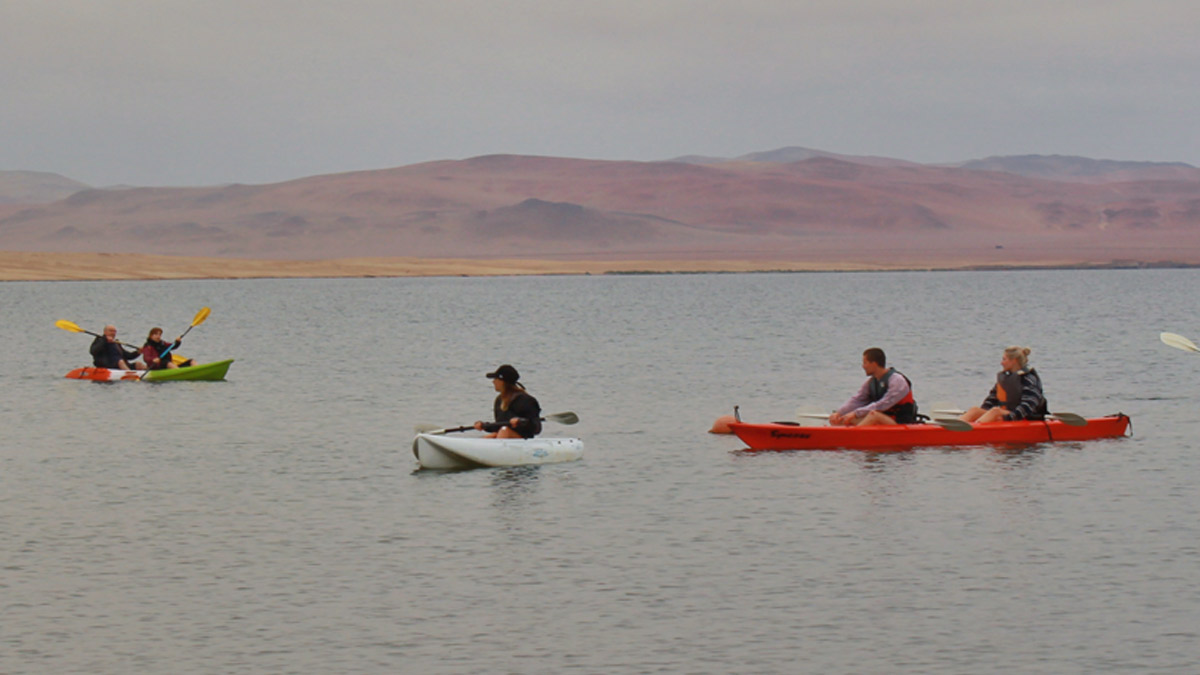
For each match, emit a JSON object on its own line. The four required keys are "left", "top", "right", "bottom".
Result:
{"left": 4, "top": 0, "right": 1198, "bottom": 187}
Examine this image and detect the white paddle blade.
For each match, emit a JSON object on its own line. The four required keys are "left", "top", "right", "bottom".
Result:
{"left": 1161, "top": 332, "right": 1200, "bottom": 353}
{"left": 414, "top": 423, "right": 446, "bottom": 435}
{"left": 926, "top": 403, "right": 964, "bottom": 415}
{"left": 930, "top": 418, "right": 973, "bottom": 432}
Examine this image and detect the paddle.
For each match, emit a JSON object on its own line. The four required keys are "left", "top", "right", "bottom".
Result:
{"left": 140, "top": 307, "right": 210, "bottom": 379}
{"left": 933, "top": 408, "right": 1087, "bottom": 427}
{"left": 157, "top": 307, "right": 211, "bottom": 362}
{"left": 1161, "top": 332, "right": 1200, "bottom": 353}
{"left": 56, "top": 319, "right": 119, "bottom": 342}
{"left": 57, "top": 319, "right": 190, "bottom": 364}
{"left": 56, "top": 319, "right": 143, "bottom": 361}
{"left": 794, "top": 411, "right": 972, "bottom": 432}
{"left": 415, "top": 411, "right": 579, "bottom": 436}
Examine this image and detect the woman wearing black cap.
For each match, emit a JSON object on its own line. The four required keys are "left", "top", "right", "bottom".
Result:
{"left": 474, "top": 364, "right": 543, "bottom": 439}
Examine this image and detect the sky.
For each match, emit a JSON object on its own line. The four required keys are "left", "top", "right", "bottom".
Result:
{"left": 3, "top": 0, "right": 1198, "bottom": 187}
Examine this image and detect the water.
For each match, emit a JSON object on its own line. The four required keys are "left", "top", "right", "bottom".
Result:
{"left": 2, "top": 270, "right": 1199, "bottom": 673}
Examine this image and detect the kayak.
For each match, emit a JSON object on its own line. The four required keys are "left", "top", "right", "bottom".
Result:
{"left": 412, "top": 432, "right": 584, "bottom": 470}
{"left": 65, "top": 359, "right": 234, "bottom": 382}
{"left": 728, "top": 414, "right": 1131, "bottom": 451}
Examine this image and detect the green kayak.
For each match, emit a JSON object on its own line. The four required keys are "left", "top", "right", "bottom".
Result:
{"left": 66, "top": 359, "right": 234, "bottom": 381}
{"left": 145, "top": 359, "right": 233, "bottom": 381}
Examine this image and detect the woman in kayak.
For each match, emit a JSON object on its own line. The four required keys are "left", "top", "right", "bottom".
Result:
{"left": 959, "top": 346, "right": 1048, "bottom": 423}
{"left": 141, "top": 327, "right": 194, "bottom": 370}
{"left": 474, "top": 364, "right": 542, "bottom": 439}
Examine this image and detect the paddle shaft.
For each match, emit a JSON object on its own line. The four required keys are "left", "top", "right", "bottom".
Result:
{"left": 421, "top": 411, "right": 578, "bottom": 435}
{"left": 159, "top": 307, "right": 210, "bottom": 361}
{"left": 795, "top": 412, "right": 971, "bottom": 431}
{"left": 933, "top": 408, "right": 1087, "bottom": 426}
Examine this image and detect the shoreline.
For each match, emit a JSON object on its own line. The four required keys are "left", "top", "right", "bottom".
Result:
{"left": 2, "top": 250, "right": 1197, "bottom": 282}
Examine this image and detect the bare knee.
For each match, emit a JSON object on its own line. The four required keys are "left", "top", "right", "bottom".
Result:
{"left": 959, "top": 407, "right": 986, "bottom": 422}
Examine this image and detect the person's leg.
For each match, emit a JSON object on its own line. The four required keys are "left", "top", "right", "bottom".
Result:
{"left": 857, "top": 410, "right": 897, "bottom": 426}
{"left": 959, "top": 406, "right": 986, "bottom": 422}
{"left": 975, "top": 407, "right": 1008, "bottom": 423}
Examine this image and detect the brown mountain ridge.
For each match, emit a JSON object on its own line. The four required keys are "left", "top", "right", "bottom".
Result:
{"left": 3, "top": 150, "right": 1200, "bottom": 269}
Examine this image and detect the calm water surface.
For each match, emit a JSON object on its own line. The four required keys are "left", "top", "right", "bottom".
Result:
{"left": 2, "top": 270, "right": 1199, "bottom": 673}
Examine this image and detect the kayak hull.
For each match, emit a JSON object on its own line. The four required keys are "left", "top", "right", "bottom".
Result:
{"left": 65, "top": 359, "right": 234, "bottom": 382}
{"left": 729, "top": 414, "right": 1131, "bottom": 451}
{"left": 412, "top": 433, "right": 584, "bottom": 469}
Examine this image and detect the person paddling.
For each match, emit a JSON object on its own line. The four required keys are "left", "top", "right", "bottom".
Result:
{"left": 141, "top": 327, "right": 194, "bottom": 370}
{"left": 958, "top": 346, "right": 1047, "bottom": 423}
{"left": 828, "top": 347, "right": 918, "bottom": 426}
{"left": 474, "top": 364, "right": 542, "bottom": 439}
{"left": 89, "top": 325, "right": 144, "bottom": 370}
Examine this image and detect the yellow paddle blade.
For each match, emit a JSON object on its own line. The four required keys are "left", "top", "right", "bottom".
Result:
{"left": 192, "top": 306, "right": 211, "bottom": 327}
{"left": 55, "top": 319, "right": 84, "bottom": 333}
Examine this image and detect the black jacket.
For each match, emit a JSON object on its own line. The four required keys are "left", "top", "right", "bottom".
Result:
{"left": 90, "top": 335, "right": 140, "bottom": 369}
{"left": 484, "top": 391, "right": 542, "bottom": 438}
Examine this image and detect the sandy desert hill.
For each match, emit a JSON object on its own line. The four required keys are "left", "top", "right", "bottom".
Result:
{"left": 2, "top": 149, "right": 1200, "bottom": 274}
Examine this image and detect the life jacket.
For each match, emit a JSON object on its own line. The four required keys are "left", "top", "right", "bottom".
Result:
{"left": 995, "top": 368, "right": 1049, "bottom": 418}
{"left": 868, "top": 368, "right": 918, "bottom": 422}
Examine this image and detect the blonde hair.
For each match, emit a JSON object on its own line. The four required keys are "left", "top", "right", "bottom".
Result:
{"left": 1004, "top": 346, "right": 1031, "bottom": 369}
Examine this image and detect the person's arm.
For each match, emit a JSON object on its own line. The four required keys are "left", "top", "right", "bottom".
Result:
{"left": 507, "top": 395, "right": 542, "bottom": 435}
{"left": 856, "top": 372, "right": 910, "bottom": 414}
{"left": 980, "top": 385, "right": 999, "bottom": 410}
{"left": 834, "top": 380, "right": 872, "bottom": 417}
{"left": 89, "top": 336, "right": 106, "bottom": 358}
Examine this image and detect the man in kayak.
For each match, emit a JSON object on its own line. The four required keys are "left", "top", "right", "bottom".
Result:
{"left": 89, "top": 325, "right": 144, "bottom": 370}
{"left": 828, "top": 347, "right": 918, "bottom": 426}
{"left": 958, "top": 346, "right": 1048, "bottom": 423}
{"left": 474, "top": 364, "right": 542, "bottom": 439}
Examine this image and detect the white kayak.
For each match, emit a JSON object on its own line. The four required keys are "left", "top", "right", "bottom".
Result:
{"left": 412, "top": 433, "right": 584, "bottom": 470}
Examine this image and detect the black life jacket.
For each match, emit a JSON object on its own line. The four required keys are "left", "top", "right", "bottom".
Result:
{"left": 995, "top": 368, "right": 1049, "bottom": 418}
{"left": 868, "top": 368, "right": 918, "bottom": 422}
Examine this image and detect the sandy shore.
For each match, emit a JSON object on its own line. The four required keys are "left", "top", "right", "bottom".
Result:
{"left": 0, "top": 250, "right": 1184, "bottom": 282}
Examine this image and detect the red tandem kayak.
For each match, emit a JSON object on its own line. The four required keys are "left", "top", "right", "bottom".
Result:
{"left": 729, "top": 414, "right": 1131, "bottom": 451}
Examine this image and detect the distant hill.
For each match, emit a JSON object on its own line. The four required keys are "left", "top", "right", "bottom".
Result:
{"left": 3, "top": 149, "right": 1199, "bottom": 267}
{"left": 0, "top": 170, "right": 91, "bottom": 204}
{"left": 671, "top": 146, "right": 918, "bottom": 168}
{"left": 957, "top": 154, "right": 1200, "bottom": 182}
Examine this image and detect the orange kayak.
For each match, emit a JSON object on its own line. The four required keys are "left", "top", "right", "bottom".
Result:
{"left": 729, "top": 414, "right": 1131, "bottom": 451}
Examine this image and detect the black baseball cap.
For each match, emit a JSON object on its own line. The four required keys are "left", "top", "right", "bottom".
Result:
{"left": 486, "top": 364, "right": 520, "bottom": 383}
